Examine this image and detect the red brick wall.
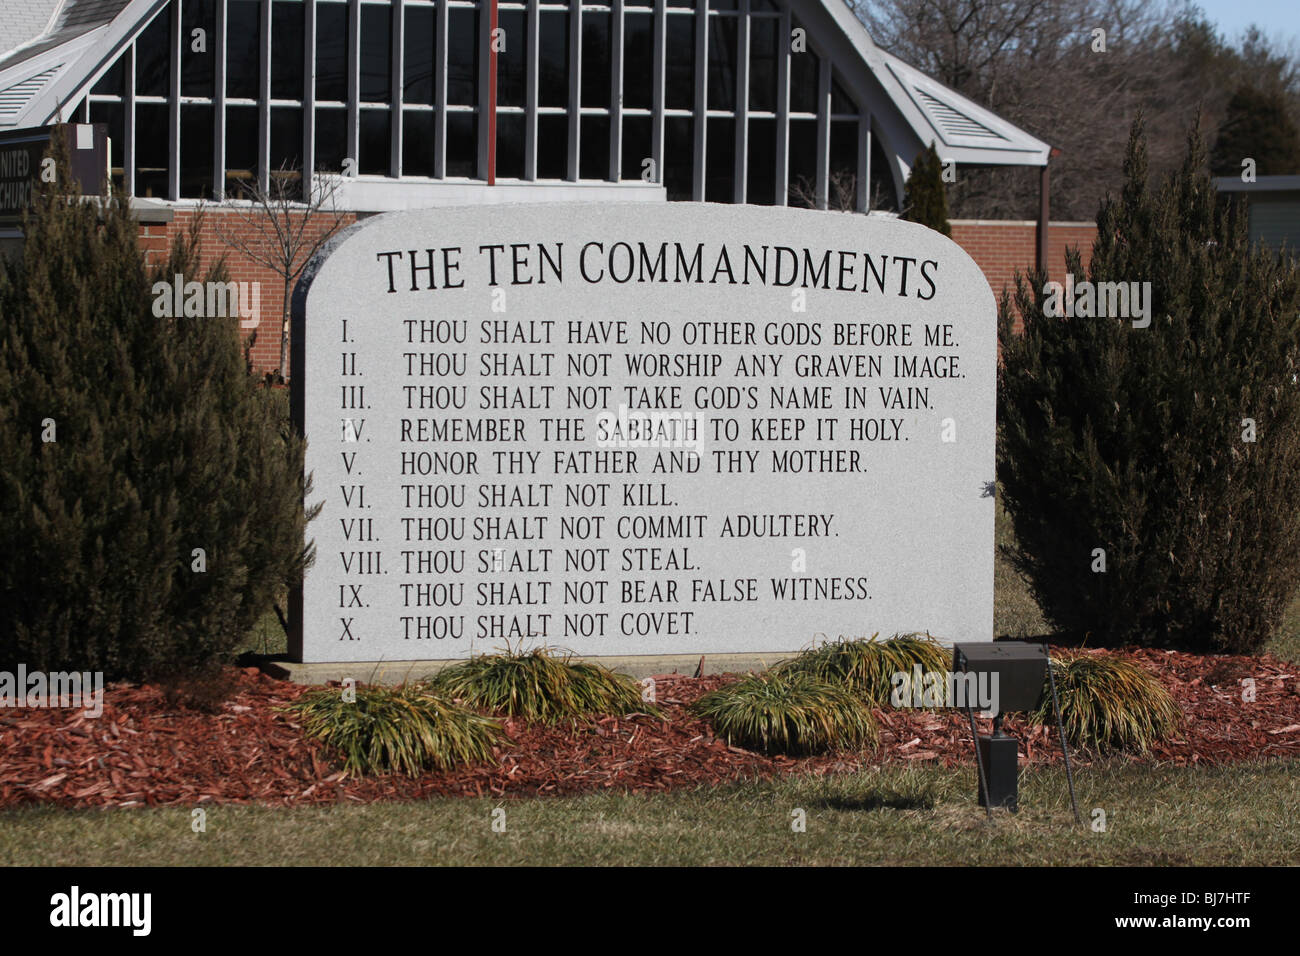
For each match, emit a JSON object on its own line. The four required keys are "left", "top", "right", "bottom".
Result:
{"left": 950, "top": 219, "right": 1097, "bottom": 299}
{"left": 138, "top": 207, "right": 357, "bottom": 376}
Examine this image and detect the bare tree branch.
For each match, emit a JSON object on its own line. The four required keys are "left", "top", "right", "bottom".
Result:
{"left": 212, "top": 163, "right": 348, "bottom": 380}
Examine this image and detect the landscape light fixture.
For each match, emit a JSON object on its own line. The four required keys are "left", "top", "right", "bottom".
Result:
{"left": 952, "top": 642, "right": 1080, "bottom": 822}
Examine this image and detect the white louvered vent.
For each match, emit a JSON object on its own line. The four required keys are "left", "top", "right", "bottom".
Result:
{"left": 0, "top": 64, "right": 61, "bottom": 119}
{"left": 916, "top": 89, "right": 1005, "bottom": 140}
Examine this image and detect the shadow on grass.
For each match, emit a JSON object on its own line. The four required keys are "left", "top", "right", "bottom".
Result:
{"left": 815, "top": 791, "right": 937, "bottom": 812}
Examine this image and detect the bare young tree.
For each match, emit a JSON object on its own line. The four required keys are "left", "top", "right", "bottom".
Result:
{"left": 212, "top": 165, "right": 348, "bottom": 380}
{"left": 788, "top": 170, "right": 896, "bottom": 212}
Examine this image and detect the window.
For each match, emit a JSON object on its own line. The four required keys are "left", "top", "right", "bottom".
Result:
{"left": 404, "top": 6, "right": 436, "bottom": 106}
{"left": 580, "top": 10, "right": 610, "bottom": 110}
{"left": 135, "top": 9, "right": 170, "bottom": 99}
{"left": 316, "top": 107, "right": 348, "bottom": 173}
{"left": 71, "top": 0, "right": 876, "bottom": 206}
{"left": 136, "top": 102, "right": 170, "bottom": 197}
{"left": 271, "top": 2, "right": 305, "bottom": 101}
{"left": 403, "top": 110, "right": 436, "bottom": 177}
{"left": 180, "top": 104, "right": 214, "bottom": 198}
{"left": 707, "top": 17, "right": 736, "bottom": 113}
{"left": 446, "top": 112, "right": 477, "bottom": 177}
{"left": 499, "top": 9, "right": 527, "bottom": 109}
{"left": 706, "top": 117, "right": 734, "bottom": 202}
{"left": 227, "top": 1, "right": 260, "bottom": 101}
{"left": 226, "top": 104, "right": 259, "bottom": 189}
{"left": 181, "top": 0, "right": 216, "bottom": 99}
{"left": 623, "top": 13, "right": 652, "bottom": 111}
{"left": 537, "top": 113, "right": 567, "bottom": 179}
{"left": 360, "top": 5, "right": 392, "bottom": 103}
{"left": 316, "top": 3, "right": 348, "bottom": 102}
{"left": 746, "top": 117, "right": 776, "bottom": 205}
{"left": 359, "top": 109, "right": 391, "bottom": 174}
{"left": 447, "top": 8, "right": 478, "bottom": 106}
{"left": 538, "top": 12, "right": 568, "bottom": 108}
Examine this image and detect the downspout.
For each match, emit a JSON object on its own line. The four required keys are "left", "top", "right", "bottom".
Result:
{"left": 488, "top": 0, "right": 499, "bottom": 185}
{"left": 1036, "top": 147, "right": 1061, "bottom": 276}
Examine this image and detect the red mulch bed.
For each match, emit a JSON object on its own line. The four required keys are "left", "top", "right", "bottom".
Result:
{"left": 1, "top": 648, "right": 1297, "bottom": 809}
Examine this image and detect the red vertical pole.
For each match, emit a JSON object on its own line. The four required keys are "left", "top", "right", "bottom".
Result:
{"left": 488, "top": 0, "right": 499, "bottom": 185}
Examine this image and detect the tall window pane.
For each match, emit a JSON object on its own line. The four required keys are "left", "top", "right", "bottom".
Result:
{"left": 227, "top": 0, "right": 261, "bottom": 100}
{"left": 621, "top": 115, "right": 651, "bottom": 181}
{"left": 446, "top": 112, "right": 477, "bottom": 177}
{"left": 226, "top": 104, "right": 259, "bottom": 191}
{"left": 706, "top": 117, "right": 733, "bottom": 202}
{"left": 497, "top": 113, "right": 524, "bottom": 179}
{"left": 746, "top": 117, "right": 776, "bottom": 204}
{"left": 447, "top": 9, "right": 479, "bottom": 106}
{"left": 136, "top": 103, "right": 169, "bottom": 197}
{"left": 315, "top": 107, "right": 348, "bottom": 172}
{"left": 499, "top": 10, "right": 527, "bottom": 108}
{"left": 749, "top": 17, "right": 777, "bottom": 112}
{"left": 181, "top": 0, "right": 216, "bottom": 98}
{"left": 663, "top": 115, "right": 692, "bottom": 200}
{"left": 271, "top": 106, "right": 304, "bottom": 172}
{"left": 271, "top": 2, "right": 305, "bottom": 101}
{"left": 403, "top": 110, "right": 436, "bottom": 176}
{"left": 707, "top": 16, "right": 736, "bottom": 113}
{"left": 359, "top": 109, "right": 391, "bottom": 174}
{"left": 180, "top": 103, "right": 214, "bottom": 198}
{"left": 538, "top": 12, "right": 568, "bottom": 108}
{"left": 316, "top": 3, "right": 348, "bottom": 101}
{"left": 830, "top": 119, "right": 858, "bottom": 209}
{"left": 789, "top": 37, "right": 818, "bottom": 114}
{"left": 623, "top": 14, "right": 652, "bottom": 111}
{"left": 537, "top": 114, "right": 567, "bottom": 178}
{"left": 665, "top": 17, "right": 693, "bottom": 110}
{"left": 787, "top": 117, "right": 816, "bottom": 207}
{"left": 360, "top": 5, "right": 392, "bottom": 102}
{"left": 580, "top": 12, "right": 610, "bottom": 109}
{"left": 404, "top": 7, "right": 436, "bottom": 105}
{"left": 580, "top": 115, "right": 609, "bottom": 180}
{"left": 135, "top": 8, "right": 171, "bottom": 99}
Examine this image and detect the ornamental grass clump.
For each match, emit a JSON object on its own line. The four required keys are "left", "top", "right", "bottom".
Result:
{"left": 776, "top": 633, "right": 949, "bottom": 706}
{"left": 692, "top": 671, "right": 879, "bottom": 756}
{"left": 425, "top": 646, "right": 656, "bottom": 724}
{"left": 286, "top": 684, "right": 504, "bottom": 777}
{"left": 1030, "top": 654, "right": 1180, "bottom": 755}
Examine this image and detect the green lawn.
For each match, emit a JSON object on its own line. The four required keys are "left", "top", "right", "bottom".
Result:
{"left": 2, "top": 760, "right": 1296, "bottom": 866}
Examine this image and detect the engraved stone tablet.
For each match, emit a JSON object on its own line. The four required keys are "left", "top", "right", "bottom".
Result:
{"left": 291, "top": 202, "right": 996, "bottom": 663}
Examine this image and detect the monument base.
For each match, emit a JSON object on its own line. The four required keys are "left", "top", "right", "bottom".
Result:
{"left": 254, "top": 651, "right": 802, "bottom": 685}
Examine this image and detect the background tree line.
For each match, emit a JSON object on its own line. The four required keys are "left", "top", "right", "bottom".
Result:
{"left": 853, "top": 0, "right": 1300, "bottom": 220}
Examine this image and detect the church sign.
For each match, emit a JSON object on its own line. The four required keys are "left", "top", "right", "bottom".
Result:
{"left": 290, "top": 202, "right": 995, "bottom": 663}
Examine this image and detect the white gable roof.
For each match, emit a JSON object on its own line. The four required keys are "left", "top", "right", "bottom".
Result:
{"left": 812, "top": 0, "right": 1049, "bottom": 167}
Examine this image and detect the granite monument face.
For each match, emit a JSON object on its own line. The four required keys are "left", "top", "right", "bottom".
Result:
{"left": 290, "top": 203, "right": 996, "bottom": 663}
